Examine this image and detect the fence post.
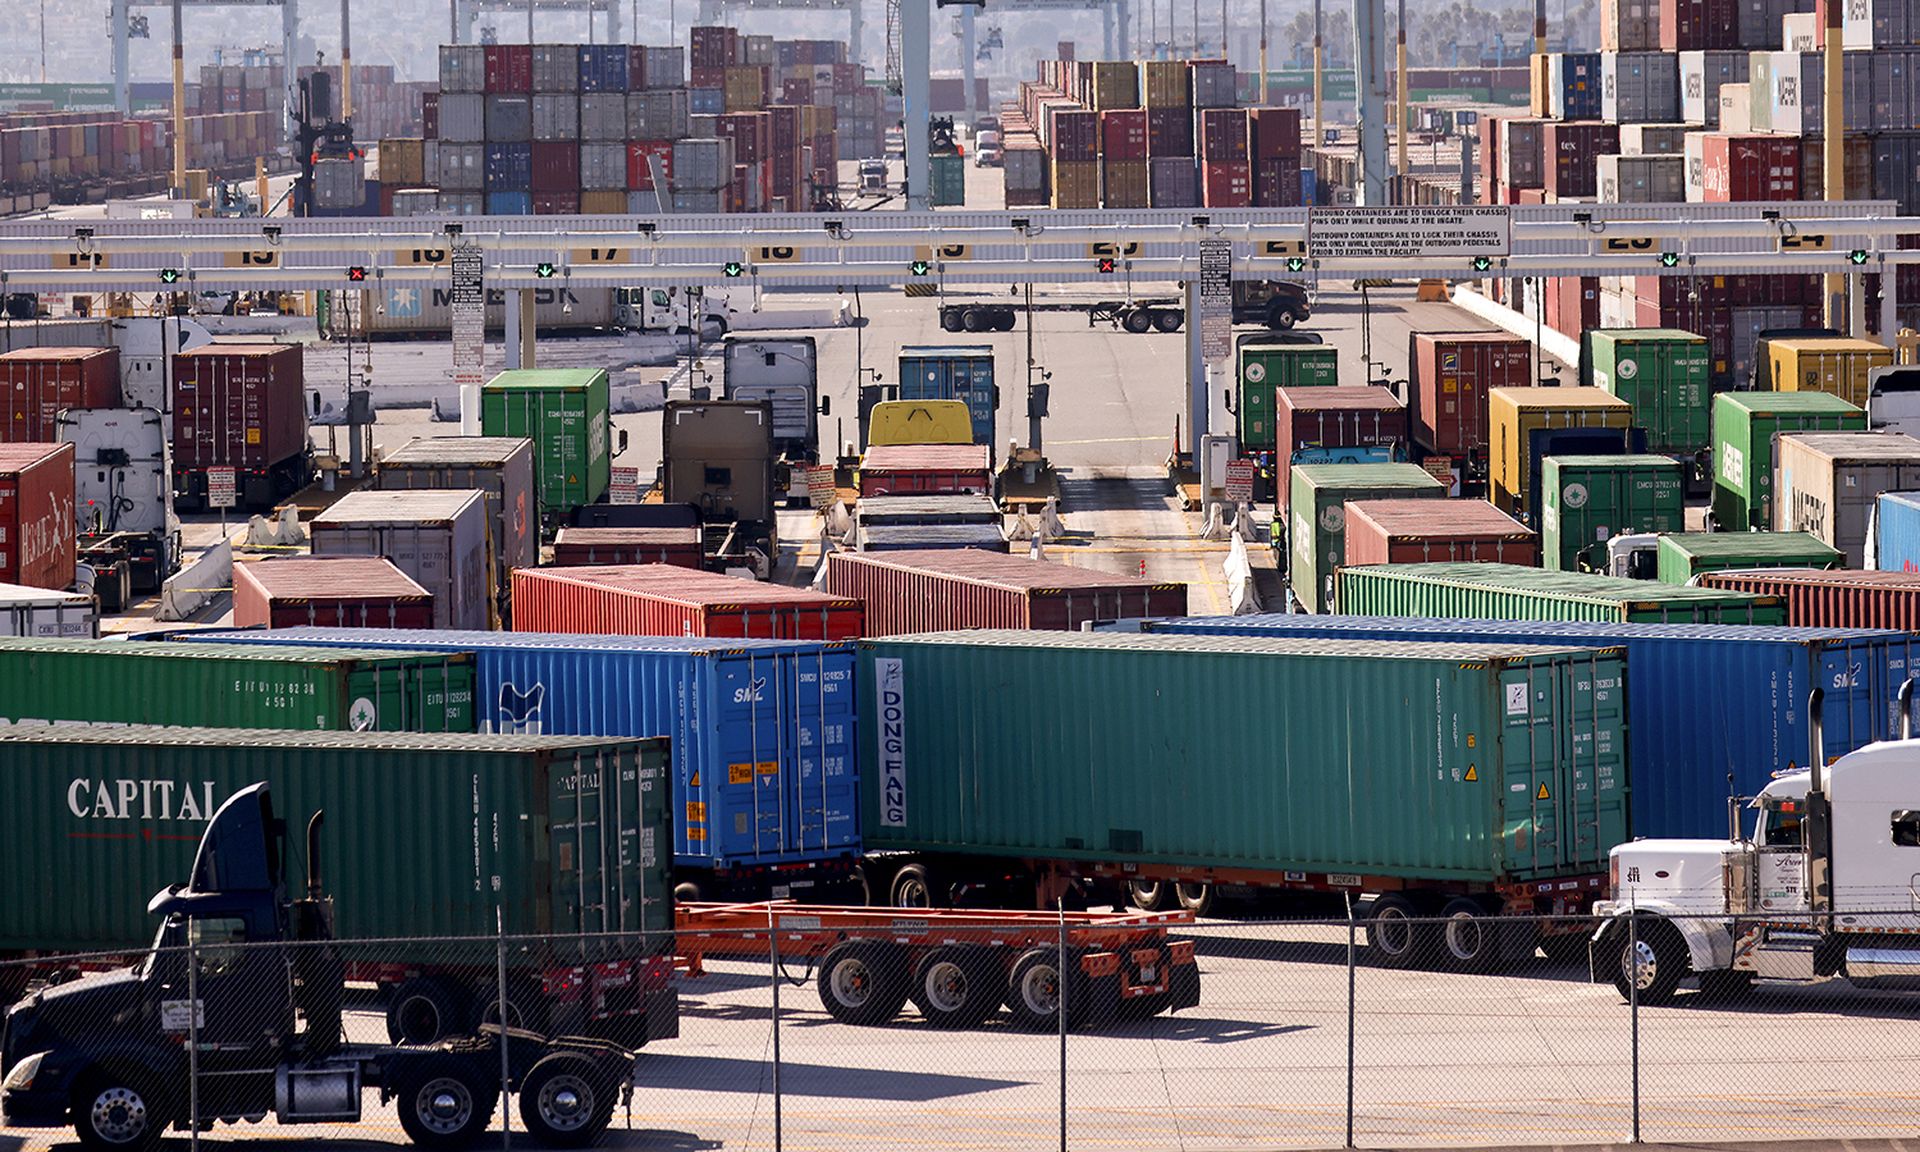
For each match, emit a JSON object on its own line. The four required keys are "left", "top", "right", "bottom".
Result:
{"left": 1344, "top": 893, "right": 1356, "bottom": 1150}
{"left": 769, "top": 905, "right": 783, "bottom": 1152}
{"left": 186, "top": 921, "right": 199, "bottom": 1152}
{"left": 498, "top": 910, "right": 511, "bottom": 1151}
{"left": 1629, "top": 903, "right": 1641, "bottom": 1144}
{"left": 1058, "top": 898, "right": 1068, "bottom": 1152}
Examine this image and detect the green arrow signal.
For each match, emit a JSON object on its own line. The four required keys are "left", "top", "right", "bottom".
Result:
{"left": 1850, "top": 249, "right": 1870, "bottom": 265}
{"left": 535, "top": 261, "right": 557, "bottom": 278}
{"left": 1659, "top": 251, "right": 1681, "bottom": 268}
{"left": 158, "top": 268, "right": 180, "bottom": 284}
{"left": 909, "top": 259, "right": 931, "bottom": 276}
{"left": 723, "top": 261, "right": 744, "bottom": 278}
{"left": 1470, "top": 256, "right": 1492, "bottom": 273}
{"left": 1286, "top": 257, "right": 1307, "bottom": 273}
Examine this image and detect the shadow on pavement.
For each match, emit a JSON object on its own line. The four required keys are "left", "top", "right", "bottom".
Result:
{"left": 639, "top": 1052, "right": 1026, "bottom": 1100}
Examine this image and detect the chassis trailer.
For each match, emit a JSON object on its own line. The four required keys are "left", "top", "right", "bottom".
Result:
{"left": 936, "top": 281, "right": 1312, "bottom": 335}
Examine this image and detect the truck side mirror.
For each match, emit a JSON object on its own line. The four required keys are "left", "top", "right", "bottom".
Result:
{"left": 1224, "top": 389, "right": 1233, "bottom": 412}
{"left": 819, "top": 396, "right": 831, "bottom": 416}
{"left": 617, "top": 429, "right": 630, "bottom": 455}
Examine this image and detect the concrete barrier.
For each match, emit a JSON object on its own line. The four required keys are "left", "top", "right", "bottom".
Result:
{"left": 157, "top": 540, "right": 233, "bottom": 622}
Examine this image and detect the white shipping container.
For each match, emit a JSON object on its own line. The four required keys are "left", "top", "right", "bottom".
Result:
{"left": 672, "top": 136, "right": 735, "bottom": 191}
{"left": 580, "top": 94, "right": 628, "bottom": 141}
{"left": 1597, "top": 152, "right": 1685, "bottom": 202}
{"left": 1618, "top": 123, "right": 1689, "bottom": 154}
{"left": 390, "top": 188, "right": 440, "bottom": 216}
{"left": 309, "top": 489, "right": 491, "bottom": 630}
{"left": 1774, "top": 432, "right": 1920, "bottom": 567}
{"left": 1719, "top": 83, "right": 1753, "bottom": 133}
{"left": 1751, "top": 50, "right": 1874, "bottom": 135}
{"left": 579, "top": 143, "right": 628, "bottom": 190}
{"left": 0, "top": 583, "right": 95, "bottom": 638}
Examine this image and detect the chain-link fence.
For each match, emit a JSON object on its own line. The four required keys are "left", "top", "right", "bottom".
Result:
{"left": 5, "top": 908, "right": 1920, "bottom": 1150}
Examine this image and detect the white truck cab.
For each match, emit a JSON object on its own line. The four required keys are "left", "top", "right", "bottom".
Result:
{"left": 615, "top": 286, "right": 732, "bottom": 336}
{"left": 1595, "top": 685, "right": 1920, "bottom": 1003}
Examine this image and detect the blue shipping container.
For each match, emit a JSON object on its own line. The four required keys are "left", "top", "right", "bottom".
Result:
{"left": 1877, "top": 491, "right": 1920, "bottom": 573}
{"left": 1143, "top": 614, "right": 1914, "bottom": 840}
{"left": 485, "top": 191, "right": 533, "bottom": 215}
{"left": 898, "top": 345, "right": 997, "bottom": 450}
{"left": 485, "top": 141, "right": 532, "bottom": 189}
{"left": 1552, "top": 52, "right": 1602, "bottom": 118}
{"left": 688, "top": 87, "right": 724, "bottom": 115}
{"left": 154, "top": 629, "right": 859, "bottom": 873}
{"left": 578, "top": 44, "right": 630, "bottom": 92}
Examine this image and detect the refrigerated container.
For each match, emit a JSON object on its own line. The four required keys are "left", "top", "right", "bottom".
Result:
{"left": 1336, "top": 561, "right": 1786, "bottom": 624}
{"left": 233, "top": 556, "right": 436, "bottom": 630}
{"left": 1773, "top": 431, "right": 1920, "bottom": 566}
{"left": 512, "top": 564, "right": 864, "bottom": 639}
{"left": 309, "top": 489, "right": 492, "bottom": 631}
{"left": 1711, "top": 391, "right": 1866, "bottom": 531}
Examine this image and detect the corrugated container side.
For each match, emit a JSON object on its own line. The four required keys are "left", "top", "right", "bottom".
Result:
{"left": 0, "top": 582, "right": 95, "bottom": 638}
{"left": 512, "top": 565, "right": 864, "bottom": 639}
{"left": 0, "top": 442, "right": 74, "bottom": 589}
{"left": 233, "top": 557, "right": 437, "bottom": 630}
{"left": 822, "top": 548, "right": 1186, "bottom": 634}
{"left": 1710, "top": 392, "right": 1868, "bottom": 531}
{"left": 1774, "top": 431, "right": 1920, "bottom": 566}
{"left": 1654, "top": 532, "right": 1841, "bottom": 583}
{"left": 376, "top": 436, "right": 539, "bottom": 588}
{"left": 1291, "top": 464, "right": 1447, "bottom": 613}
{"left": 1337, "top": 561, "right": 1786, "bottom": 624}
{"left": 1541, "top": 454, "right": 1687, "bottom": 571}
{"left": 1698, "top": 569, "right": 1920, "bottom": 630}
{"left": 551, "top": 527, "right": 703, "bottom": 568}
{"left": 0, "top": 347, "right": 120, "bottom": 443}
{"left": 1343, "top": 499, "right": 1539, "bottom": 567}
{"left": 1877, "top": 492, "right": 1920, "bottom": 573}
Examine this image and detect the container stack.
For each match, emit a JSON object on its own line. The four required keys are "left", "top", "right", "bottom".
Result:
{"left": 0, "top": 111, "right": 280, "bottom": 207}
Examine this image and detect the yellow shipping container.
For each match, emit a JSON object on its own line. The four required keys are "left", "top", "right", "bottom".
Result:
{"left": 1092, "top": 61, "right": 1140, "bottom": 110}
{"left": 1489, "top": 386, "right": 1635, "bottom": 514}
{"left": 1143, "top": 60, "right": 1190, "bottom": 107}
{"left": 1050, "top": 157, "right": 1099, "bottom": 208}
{"left": 579, "top": 190, "right": 629, "bottom": 214}
{"left": 1529, "top": 53, "right": 1552, "bottom": 117}
{"left": 379, "top": 138, "right": 426, "bottom": 187}
{"left": 1769, "top": 337, "right": 1893, "bottom": 409}
{"left": 724, "top": 66, "right": 766, "bottom": 112}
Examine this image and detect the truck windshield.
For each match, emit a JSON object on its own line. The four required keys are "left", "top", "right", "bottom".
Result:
{"left": 1759, "top": 799, "right": 1805, "bottom": 848}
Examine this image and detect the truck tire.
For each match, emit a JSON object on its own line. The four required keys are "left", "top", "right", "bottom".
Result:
{"left": 73, "top": 1070, "right": 173, "bottom": 1152}
{"left": 387, "top": 976, "right": 466, "bottom": 1045}
{"left": 1268, "top": 306, "right": 1298, "bottom": 330}
{"left": 673, "top": 879, "right": 705, "bottom": 904}
{"left": 1122, "top": 308, "right": 1154, "bottom": 334}
{"left": 475, "top": 977, "right": 548, "bottom": 1035}
{"left": 1174, "top": 882, "right": 1214, "bottom": 917}
{"left": 1439, "top": 897, "right": 1502, "bottom": 973}
{"left": 940, "top": 308, "right": 965, "bottom": 332}
{"left": 1608, "top": 915, "right": 1688, "bottom": 1006}
{"left": 1006, "top": 946, "right": 1089, "bottom": 1032}
{"left": 395, "top": 1056, "right": 498, "bottom": 1151}
{"left": 518, "top": 1052, "right": 617, "bottom": 1148}
{"left": 888, "top": 863, "right": 941, "bottom": 908}
{"left": 962, "top": 308, "right": 989, "bottom": 332}
{"left": 1365, "top": 894, "right": 1429, "bottom": 969}
{"left": 1128, "top": 880, "right": 1170, "bottom": 912}
{"left": 817, "top": 941, "right": 910, "bottom": 1026}
{"left": 993, "top": 308, "right": 1018, "bottom": 332}
{"left": 1152, "top": 309, "right": 1184, "bottom": 333}
{"left": 910, "top": 946, "right": 1006, "bottom": 1028}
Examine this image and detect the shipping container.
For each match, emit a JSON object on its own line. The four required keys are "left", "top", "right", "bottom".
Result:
{"left": 1488, "top": 387, "right": 1635, "bottom": 515}
{"left": 0, "top": 441, "right": 73, "bottom": 590}
{"left": 233, "top": 556, "right": 436, "bottom": 630}
{"left": 480, "top": 368, "right": 612, "bottom": 520}
{"left": 170, "top": 343, "right": 307, "bottom": 510}
{"left": 1878, "top": 491, "right": 1920, "bottom": 572}
{"left": 513, "top": 564, "right": 863, "bottom": 639}
{"left": 1595, "top": 153, "right": 1686, "bottom": 203}
{"left": 1619, "top": 123, "right": 1691, "bottom": 155}
{"left": 551, "top": 526, "right": 703, "bottom": 568}
{"left": 377, "top": 436, "right": 537, "bottom": 602}
{"left": 1585, "top": 329, "right": 1710, "bottom": 456}
{"left": 860, "top": 630, "right": 1624, "bottom": 928}
{"left": 1409, "top": 332, "right": 1534, "bottom": 471}
{"left": 1774, "top": 431, "right": 1920, "bottom": 566}
{"left": 857, "top": 523, "right": 1010, "bottom": 552}
{"left": 1343, "top": 498, "right": 1538, "bottom": 567}
{"left": 852, "top": 494, "right": 1001, "bottom": 528}
{"left": 1337, "top": 560, "right": 1786, "bottom": 624}
{"left": 1144, "top": 613, "right": 1912, "bottom": 840}
{"left": 1602, "top": 52, "right": 1681, "bottom": 122}
{"left": 1711, "top": 391, "right": 1866, "bottom": 531}
{"left": 1237, "top": 345, "right": 1339, "bottom": 453}
{"left": 1601, "top": 0, "right": 1659, "bottom": 50}
{"left": 174, "top": 628, "right": 855, "bottom": 887}
{"left": 0, "top": 346, "right": 118, "bottom": 443}
{"left": 309, "top": 489, "right": 491, "bottom": 631}
{"left": 0, "top": 637, "right": 472, "bottom": 732}
{"left": 896, "top": 347, "right": 996, "bottom": 449}
{"left": 0, "top": 726, "right": 669, "bottom": 962}
{"left": 1679, "top": 52, "right": 1748, "bottom": 125}
{"left": 1699, "top": 568, "right": 1920, "bottom": 629}
{"left": 1544, "top": 52, "right": 1603, "bottom": 118}
{"left": 858, "top": 443, "right": 993, "bottom": 497}
{"left": 0, "top": 581, "right": 93, "bottom": 637}
{"left": 1769, "top": 337, "right": 1894, "bottom": 408}
{"left": 1540, "top": 454, "right": 1687, "bottom": 572}
{"left": 1542, "top": 121, "right": 1619, "bottom": 196}
{"left": 1654, "top": 530, "right": 1842, "bottom": 584}
{"left": 1289, "top": 463, "right": 1446, "bottom": 613}
{"left": 1687, "top": 132, "right": 1800, "bottom": 201}
{"left": 1272, "top": 386, "right": 1408, "bottom": 509}
{"left": 823, "top": 547, "right": 1184, "bottom": 635}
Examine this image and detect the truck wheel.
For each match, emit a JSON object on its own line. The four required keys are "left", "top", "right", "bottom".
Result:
{"left": 889, "top": 863, "right": 941, "bottom": 908}
{"left": 673, "top": 879, "right": 705, "bottom": 904}
{"left": 1006, "top": 946, "right": 1088, "bottom": 1032}
{"left": 387, "top": 976, "right": 465, "bottom": 1045}
{"left": 1122, "top": 308, "right": 1154, "bottom": 334}
{"left": 993, "top": 308, "right": 1018, "bottom": 332}
{"left": 518, "top": 1053, "right": 617, "bottom": 1148}
{"left": 1268, "top": 307, "right": 1298, "bottom": 330}
{"left": 1128, "top": 880, "right": 1169, "bottom": 912}
{"left": 475, "top": 977, "right": 548, "bottom": 1035}
{"left": 1439, "top": 897, "right": 1502, "bottom": 973}
{"left": 940, "top": 308, "right": 965, "bottom": 332}
{"left": 962, "top": 308, "right": 989, "bottom": 332}
{"left": 1152, "top": 309, "right": 1183, "bottom": 333}
{"left": 910, "top": 946, "right": 1005, "bottom": 1028}
{"left": 1609, "top": 915, "right": 1688, "bottom": 1006}
{"left": 73, "top": 1072, "right": 172, "bottom": 1152}
{"left": 1174, "top": 882, "right": 1214, "bottom": 917}
{"left": 817, "top": 941, "right": 910, "bottom": 1026}
{"left": 395, "top": 1057, "right": 498, "bottom": 1151}
{"left": 1365, "top": 894, "right": 1430, "bottom": 969}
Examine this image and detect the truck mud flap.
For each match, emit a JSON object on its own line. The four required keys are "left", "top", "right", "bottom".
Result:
{"left": 1168, "top": 940, "right": 1201, "bottom": 1010}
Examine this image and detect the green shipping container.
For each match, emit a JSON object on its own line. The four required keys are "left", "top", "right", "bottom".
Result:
{"left": 0, "top": 639, "right": 475, "bottom": 732}
{"left": 1653, "top": 531, "right": 1843, "bottom": 584}
{"left": 1711, "top": 391, "right": 1867, "bottom": 531}
{"left": 482, "top": 368, "right": 612, "bottom": 520}
{"left": 1587, "top": 329, "right": 1711, "bottom": 456}
{"left": 1239, "top": 345, "right": 1340, "bottom": 452}
{"left": 0, "top": 726, "right": 670, "bottom": 953}
{"left": 1338, "top": 561, "right": 1788, "bottom": 624}
{"left": 928, "top": 153, "right": 967, "bottom": 206}
{"left": 860, "top": 631, "right": 1625, "bottom": 886}
{"left": 1289, "top": 463, "right": 1446, "bottom": 613}
{"left": 1540, "top": 455, "right": 1686, "bottom": 572}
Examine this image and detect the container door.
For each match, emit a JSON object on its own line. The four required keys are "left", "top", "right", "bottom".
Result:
{"left": 1239, "top": 353, "right": 1273, "bottom": 451}
{"left": 547, "top": 745, "right": 673, "bottom": 942}
{"left": 713, "top": 651, "right": 789, "bottom": 862}
{"left": 788, "top": 646, "right": 859, "bottom": 856}
{"left": 1564, "top": 651, "right": 1627, "bottom": 873}
{"left": 1817, "top": 636, "right": 1911, "bottom": 761}
{"left": 1497, "top": 660, "right": 1565, "bottom": 880}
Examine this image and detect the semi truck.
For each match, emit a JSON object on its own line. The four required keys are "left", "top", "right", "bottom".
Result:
{"left": 57, "top": 406, "right": 181, "bottom": 606}
{"left": 721, "top": 335, "right": 827, "bottom": 504}
{"left": 330, "top": 285, "right": 731, "bottom": 339}
{"left": 0, "top": 775, "right": 649, "bottom": 1150}
{"left": 934, "top": 280, "right": 1311, "bottom": 334}
{"left": 1592, "top": 686, "right": 1920, "bottom": 1005}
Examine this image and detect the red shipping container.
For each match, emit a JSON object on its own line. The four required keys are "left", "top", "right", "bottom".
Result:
{"left": 530, "top": 140, "right": 578, "bottom": 192}
{"left": 1272, "top": 386, "right": 1408, "bottom": 508}
{"left": 1541, "top": 121, "right": 1618, "bottom": 198}
{"left": 511, "top": 564, "right": 864, "bottom": 639}
{"left": 716, "top": 112, "right": 770, "bottom": 164}
{"left": 690, "top": 26, "right": 739, "bottom": 69}
{"left": 627, "top": 141, "right": 674, "bottom": 190}
{"left": 483, "top": 44, "right": 532, "bottom": 93}
{"left": 233, "top": 556, "right": 436, "bottom": 629}
{"left": 690, "top": 65, "right": 726, "bottom": 90}
{"left": 1697, "top": 133, "right": 1800, "bottom": 202}
{"left": 0, "top": 441, "right": 73, "bottom": 590}
{"left": 1049, "top": 108, "right": 1098, "bottom": 160}
{"left": 1201, "top": 160, "right": 1251, "bottom": 207}
{"left": 1342, "top": 498, "right": 1538, "bottom": 567}
{"left": 1253, "top": 158, "right": 1301, "bottom": 206}
{"left": 822, "top": 548, "right": 1187, "bottom": 636}
{"left": 781, "top": 79, "right": 812, "bottom": 104}
{"left": 1146, "top": 106, "right": 1194, "bottom": 156}
{"left": 1247, "top": 107, "right": 1303, "bottom": 160}
{"left": 1099, "top": 109, "right": 1147, "bottom": 160}
{"left": 1198, "top": 108, "right": 1248, "bottom": 159}
{"left": 1696, "top": 569, "right": 1920, "bottom": 630}
{"left": 1409, "top": 331, "right": 1534, "bottom": 461}
{"left": 533, "top": 190, "right": 579, "bottom": 214}
{"left": 170, "top": 344, "right": 305, "bottom": 497}
{"left": 859, "top": 444, "right": 993, "bottom": 496}
{"left": 0, "top": 346, "right": 119, "bottom": 443}
{"left": 1660, "top": 0, "right": 1740, "bottom": 50}
{"left": 1547, "top": 276, "right": 1600, "bottom": 340}
{"left": 551, "top": 526, "right": 703, "bottom": 568}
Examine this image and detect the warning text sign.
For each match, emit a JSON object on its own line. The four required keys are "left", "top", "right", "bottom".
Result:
{"left": 1308, "top": 206, "right": 1512, "bottom": 261}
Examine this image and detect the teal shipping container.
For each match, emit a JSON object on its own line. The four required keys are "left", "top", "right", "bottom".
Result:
{"left": 1585, "top": 328, "right": 1712, "bottom": 456}
{"left": 1339, "top": 561, "right": 1788, "bottom": 624}
{"left": 1288, "top": 462, "right": 1446, "bottom": 613}
{"left": 898, "top": 346, "right": 996, "bottom": 451}
{"left": 928, "top": 153, "right": 966, "bottom": 205}
{"left": 481, "top": 368, "right": 613, "bottom": 520}
{"left": 859, "top": 631, "right": 1625, "bottom": 887}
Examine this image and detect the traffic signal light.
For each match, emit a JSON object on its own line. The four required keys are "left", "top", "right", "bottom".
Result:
{"left": 1659, "top": 251, "right": 1681, "bottom": 268}
{"left": 1096, "top": 256, "right": 1116, "bottom": 274}
{"left": 1285, "top": 256, "right": 1307, "bottom": 273}
{"left": 723, "top": 261, "right": 744, "bottom": 278}
{"left": 1470, "top": 256, "right": 1493, "bottom": 273}
{"left": 157, "top": 268, "right": 180, "bottom": 285}
{"left": 1850, "top": 249, "right": 1870, "bottom": 265}
{"left": 346, "top": 265, "right": 368, "bottom": 282}
{"left": 535, "top": 261, "right": 557, "bottom": 278}
{"left": 909, "top": 259, "right": 932, "bottom": 277}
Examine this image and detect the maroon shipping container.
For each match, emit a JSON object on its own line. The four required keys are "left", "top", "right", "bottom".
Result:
{"left": 0, "top": 346, "right": 119, "bottom": 443}
{"left": 1660, "top": 0, "right": 1740, "bottom": 50}
{"left": 1695, "top": 569, "right": 1920, "bottom": 630}
{"left": 1547, "top": 276, "right": 1601, "bottom": 340}
{"left": 422, "top": 91, "right": 439, "bottom": 140}
{"left": 1697, "top": 133, "right": 1800, "bottom": 201}
{"left": 1341, "top": 498, "right": 1538, "bottom": 567}
{"left": 0, "top": 441, "right": 73, "bottom": 590}
{"left": 1099, "top": 109, "right": 1147, "bottom": 160}
{"left": 1253, "top": 159, "right": 1301, "bottom": 206}
{"left": 1409, "top": 332, "right": 1533, "bottom": 463}
{"left": 859, "top": 444, "right": 994, "bottom": 496}
{"left": 690, "top": 26, "right": 739, "bottom": 69}
{"left": 717, "top": 112, "right": 770, "bottom": 164}
{"left": 233, "top": 556, "right": 436, "bottom": 629}
{"left": 530, "top": 140, "right": 579, "bottom": 192}
{"left": 1542, "top": 121, "right": 1618, "bottom": 198}
{"left": 1050, "top": 108, "right": 1098, "bottom": 161}
{"left": 551, "top": 526, "right": 703, "bottom": 568}
{"left": 822, "top": 548, "right": 1187, "bottom": 636}
{"left": 1201, "top": 160, "right": 1251, "bottom": 206}
{"left": 1273, "top": 386, "right": 1409, "bottom": 508}
{"left": 532, "top": 190, "right": 580, "bottom": 214}
{"left": 484, "top": 44, "right": 532, "bottom": 93}
{"left": 1247, "top": 107, "right": 1302, "bottom": 160}
{"left": 1146, "top": 106, "right": 1194, "bottom": 156}
{"left": 1198, "top": 108, "right": 1248, "bottom": 159}
{"left": 511, "top": 564, "right": 864, "bottom": 639}
{"left": 171, "top": 343, "right": 306, "bottom": 496}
